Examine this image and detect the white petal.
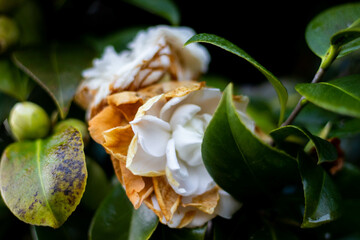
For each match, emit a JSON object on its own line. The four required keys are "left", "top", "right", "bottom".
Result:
{"left": 126, "top": 135, "right": 166, "bottom": 176}
{"left": 172, "top": 125, "right": 202, "bottom": 166}
{"left": 159, "top": 95, "right": 187, "bottom": 121}
{"left": 169, "top": 104, "right": 201, "bottom": 129}
{"left": 186, "top": 209, "right": 216, "bottom": 228}
{"left": 215, "top": 189, "right": 242, "bottom": 219}
{"left": 182, "top": 88, "right": 222, "bottom": 115}
{"left": 166, "top": 139, "right": 188, "bottom": 195}
{"left": 166, "top": 146, "right": 215, "bottom": 196}
{"left": 131, "top": 115, "right": 171, "bottom": 157}
{"left": 237, "top": 110, "right": 255, "bottom": 133}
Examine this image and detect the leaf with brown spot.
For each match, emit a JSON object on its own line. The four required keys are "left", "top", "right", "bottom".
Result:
{"left": 0, "top": 127, "right": 87, "bottom": 228}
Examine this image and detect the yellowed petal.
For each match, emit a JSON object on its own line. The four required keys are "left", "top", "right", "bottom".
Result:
{"left": 88, "top": 106, "right": 127, "bottom": 144}
{"left": 182, "top": 187, "right": 220, "bottom": 214}
{"left": 164, "top": 81, "right": 204, "bottom": 100}
{"left": 120, "top": 160, "right": 153, "bottom": 209}
{"left": 103, "top": 125, "right": 134, "bottom": 160}
{"left": 153, "top": 176, "right": 181, "bottom": 221}
{"left": 177, "top": 210, "right": 197, "bottom": 228}
{"left": 110, "top": 155, "right": 123, "bottom": 185}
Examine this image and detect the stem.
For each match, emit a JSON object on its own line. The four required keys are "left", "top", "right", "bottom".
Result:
{"left": 281, "top": 68, "right": 325, "bottom": 127}
{"left": 281, "top": 45, "right": 340, "bottom": 127}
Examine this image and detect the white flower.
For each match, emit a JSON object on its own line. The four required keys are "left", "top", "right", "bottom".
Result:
{"left": 126, "top": 84, "right": 254, "bottom": 228}
{"left": 75, "top": 25, "right": 210, "bottom": 117}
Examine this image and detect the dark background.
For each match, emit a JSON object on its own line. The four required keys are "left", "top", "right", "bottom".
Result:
{"left": 45, "top": 0, "right": 360, "bottom": 86}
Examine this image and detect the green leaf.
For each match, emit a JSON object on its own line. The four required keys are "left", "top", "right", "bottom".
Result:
{"left": 89, "top": 184, "right": 158, "bottom": 240}
{"left": 0, "top": 92, "right": 17, "bottom": 123}
{"left": 0, "top": 58, "right": 33, "bottom": 101}
{"left": 297, "top": 151, "right": 341, "bottom": 228}
{"left": 202, "top": 83, "right": 297, "bottom": 201}
{"left": 331, "top": 19, "right": 360, "bottom": 49}
{"left": 123, "top": 0, "right": 180, "bottom": 25}
{"left": 12, "top": 43, "right": 95, "bottom": 119}
{"left": 185, "top": 33, "right": 288, "bottom": 125}
{"left": 296, "top": 75, "right": 360, "bottom": 118}
{"left": 305, "top": 3, "right": 360, "bottom": 59}
{"left": 13, "top": 0, "right": 44, "bottom": 47}
{"left": 160, "top": 225, "right": 207, "bottom": 240}
{"left": 81, "top": 157, "right": 111, "bottom": 210}
{"left": 329, "top": 118, "right": 360, "bottom": 138}
{"left": 270, "top": 125, "right": 338, "bottom": 164}
{"left": 86, "top": 27, "right": 145, "bottom": 56}
{"left": 334, "top": 163, "right": 360, "bottom": 199}
{"left": 0, "top": 127, "right": 87, "bottom": 228}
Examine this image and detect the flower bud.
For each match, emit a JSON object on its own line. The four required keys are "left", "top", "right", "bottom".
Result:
{"left": 0, "top": 16, "right": 19, "bottom": 54}
{"left": 9, "top": 102, "right": 50, "bottom": 141}
{"left": 54, "top": 118, "right": 89, "bottom": 145}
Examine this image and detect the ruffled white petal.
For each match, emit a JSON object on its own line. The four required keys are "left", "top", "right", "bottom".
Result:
{"left": 126, "top": 135, "right": 166, "bottom": 176}
{"left": 131, "top": 115, "right": 171, "bottom": 157}
{"left": 76, "top": 25, "right": 210, "bottom": 114}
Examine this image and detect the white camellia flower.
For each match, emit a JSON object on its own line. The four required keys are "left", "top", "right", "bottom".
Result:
{"left": 75, "top": 25, "right": 210, "bottom": 117}
{"left": 126, "top": 83, "right": 254, "bottom": 228}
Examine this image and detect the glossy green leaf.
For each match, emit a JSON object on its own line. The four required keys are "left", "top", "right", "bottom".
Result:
{"left": 185, "top": 33, "right": 288, "bottom": 125}
{"left": 270, "top": 125, "right": 337, "bottom": 164}
{"left": 12, "top": 44, "right": 95, "bottom": 119}
{"left": 297, "top": 151, "right": 341, "bottom": 228}
{"left": 89, "top": 184, "right": 158, "bottom": 240}
{"left": 331, "top": 19, "right": 360, "bottom": 48}
{"left": 160, "top": 225, "right": 207, "bottom": 240}
{"left": 86, "top": 27, "right": 145, "bottom": 56}
{"left": 123, "top": 0, "right": 180, "bottom": 25}
{"left": 0, "top": 127, "right": 87, "bottom": 228}
{"left": 202, "top": 83, "right": 297, "bottom": 201}
{"left": 296, "top": 75, "right": 360, "bottom": 118}
{"left": 0, "top": 58, "right": 33, "bottom": 101}
{"left": 305, "top": 3, "right": 360, "bottom": 58}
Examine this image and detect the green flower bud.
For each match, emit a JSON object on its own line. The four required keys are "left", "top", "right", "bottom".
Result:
{"left": 0, "top": 16, "right": 19, "bottom": 53}
{"left": 54, "top": 118, "right": 89, "bottom": 145}
{"left": 9, "top": 102, "right": 50, "bottom": 141}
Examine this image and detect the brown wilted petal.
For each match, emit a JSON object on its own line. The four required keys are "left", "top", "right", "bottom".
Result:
{"left": 164, "top": 81, "right": 204, "bottom": 100}
{"left": 153, "top": 176, "right": 181, "bottom": 221}
{"left": 88, "top": 106, "right": 127, "bottom": 144}
{"left": 182, "top": 187, "right": 220, "bottom": 214}
{"left": 120, "top": 160, "right": 153, "bottom": 209}
{"left": 177, "top": 210, "right": 197, "bottom": 228}
{"left": 103, "top": 125, "right": 134, "bottom": 160}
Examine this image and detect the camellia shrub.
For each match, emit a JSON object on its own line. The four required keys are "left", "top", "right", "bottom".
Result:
{"left": 0, "top": 0, "right": 360, "bottom": 239}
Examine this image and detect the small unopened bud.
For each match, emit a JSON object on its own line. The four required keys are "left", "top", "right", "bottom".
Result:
{"left": 0, "top": 16, "right": 19, "bottom": 53}
{"left": 54, "top": 118, "right": 89, "bottom": 145}
{"left": 9, "top": 102, "right": 51, "bottom": 141}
